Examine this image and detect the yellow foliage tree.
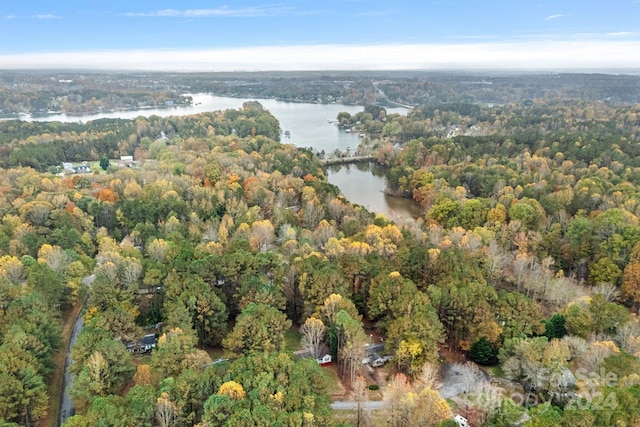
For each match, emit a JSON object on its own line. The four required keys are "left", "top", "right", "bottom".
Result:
{"left": 622, "top": 242, "right": 640, "bottom": 309}
{"left": 133, "top": 364, "right": 153, "bottom": 386}
{"left": 217, "top": 381, "right": 246, "bottom": 400}
{"left": 0, "top": 255, "right": 24, "bottom": 284}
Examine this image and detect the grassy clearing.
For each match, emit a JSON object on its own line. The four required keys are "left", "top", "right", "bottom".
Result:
{"left": 205, "top": 347, "right": 226, "bottom": 361}
{"left": 367, "top": 388, "right": 383, "bottom": 401}
{"left": 333, "top": 408, "right": 387, "bottom": 426}
{"left": 285, "top": 327, "right": 302, "bottom": 351}
{"left": 491, "top": 365, "right": 504, "bottom": 377}
{"left": 321, "top": 365, "right": 346, "bottom": 399}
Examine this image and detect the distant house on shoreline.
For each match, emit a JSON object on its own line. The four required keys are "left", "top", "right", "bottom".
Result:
{"left": 118, "top": 155, "right": 135, "bottom": 167}
{"left": 62, "top": 162, "right": 91, "bottom": 174}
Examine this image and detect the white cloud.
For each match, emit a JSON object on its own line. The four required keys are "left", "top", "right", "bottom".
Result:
{"left": 1, "top": 41, "right": 640, "bottom": 71}
{"left": 607, "top": 32, "right": 635, "bottom": 37}
{"left": 35, "top": 13, "right": 61, "bottom": 19}
{"left": 355, "top": 10, "right": 395, "bottom": 17}
{"left": 126, "top": 5, "right": 293, "bottom": 18}
{"left": 544, "top": 14, "right": 566, "bottom": 21}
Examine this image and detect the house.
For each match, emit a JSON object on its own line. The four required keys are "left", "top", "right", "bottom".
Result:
{"left": 118, "top": 155, "right": 134, "bottom": 167}
{"left": 125, "top": 334, "right": 157, "bottom": 354}
{"left": 140, "top": 334, "right": 157, "bottom": 352}
{"left": 62, "top": 162, "right": 91, "bottom": 174}
{"left": 73, "top": 165, "right": 91, "bottom": 174}
{"left": 316, "top": 354, "right": 332, "bottom": 365}
{"left": 371, "top": 355, "right": 393, "bottom": 368}
{"left": 454, "top": 415, "right": 470, "bottom": 427}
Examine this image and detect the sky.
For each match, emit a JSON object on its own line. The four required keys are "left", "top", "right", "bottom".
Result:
{"left": 0, "top": 0, "right": 639, "bottom": 71}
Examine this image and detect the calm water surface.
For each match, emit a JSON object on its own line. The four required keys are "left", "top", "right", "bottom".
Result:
{"left": 326, "top": 162, "right": 423, "bottom": 220}
{"left": 24, "top": 94, "right": 419, "bottom": 219}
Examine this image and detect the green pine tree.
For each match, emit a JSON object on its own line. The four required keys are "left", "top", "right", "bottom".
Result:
{"left": 469, "top": 337, "right": 497, "bottom": 365}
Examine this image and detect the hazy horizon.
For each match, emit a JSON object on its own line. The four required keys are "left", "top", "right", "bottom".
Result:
{"left": 2, "top": 1, "right": 640, "bottom": 72}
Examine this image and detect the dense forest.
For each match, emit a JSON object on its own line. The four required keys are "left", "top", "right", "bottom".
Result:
{"left": 0, "top": 74, "right": 639, "bottom": 426}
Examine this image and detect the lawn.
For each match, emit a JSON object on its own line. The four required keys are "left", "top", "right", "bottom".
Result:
{"left": 284, "top": 327, "right": 302, "bottom": 351}
{"left": 321, "top": 365, "right": 346, "bottom": 399}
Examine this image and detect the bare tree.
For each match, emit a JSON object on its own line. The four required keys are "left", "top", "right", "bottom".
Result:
{"left": 155, "top": 392, "right": 178, "bottom": 427}
{"left": 201, "top": 222, "right": 219, "bottom": 243}
{"left": 418, "top": 362, "right": 442, "bottom": 391}
{"left": 250, "top": 219, "right": 275, "bottom": 252}
{"left": 470, "top": 382, "right": 505, "bottom": 426}
{"left": 99, "top": 262, "right": 119, "bottom": 284}
{"left": 300, "top": 317, "right": 326, "bottom": 359}
{"left": 562, "top": 335, "right": 588, "bottom": 362}
{"left": 484, "top": 241, "right": 511, "bottom": 285}
{"left": 352, "top": 375, "right": 370, "bottom": 427}
{"left": 313, "top": 220, "right": 337, "bottom": 248}
{"left": 147, "top": 239, "right": 170, "bottom": 263}
{"left": 616, "top": 318, "right": 640, "bottom": 355}
{"left": 427, "top": 224, "right": 445, "bottom": 247}
{"left": 511, "top": 254, "right": 537, "bottom": 295}
{"left": 593, "top": 282, "right": 619, "bottom": 302}
{"left": 455, "top": 362, "right": 487, "bottom": 395}
{"left": 538, "top": 256, "right": 555, "bottom": 300}
{"left": 40, "top": 245, "right": 70, "bottom": 275}
{"left": 384, "top": 374, "right": 414, "bottom": 427}
{"left": 581, "top": 341, "right": 619, "bottom": 372}
{"left": 121, "top": 258, "right": 143, "bottom": 290}
{"left": 0, "top": 256, "right": 25, "bottom": 284}
{"left": 546, "top": 276, "right": 585, "bottom": 310}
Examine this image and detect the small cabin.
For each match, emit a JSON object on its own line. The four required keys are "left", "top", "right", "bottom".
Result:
{"left": 125, "top": 334, "right": 157, "bottom": 354}
{"left": 118, "top": 155, "right": 134, "bottom": 167}
{"left": 371, "top": 355, "right": 393, "bottom": 367}
{"left": 73, "top": 165, "right": 91, "bottom": 174}
{"left": 140, "top": 334, "right": 157, "bottom": 352}
{"left": 316, "top": 354, "right": 332, "bottom": 365}
{"left": 454, "top": 415, "right": 470, "bottom": 427}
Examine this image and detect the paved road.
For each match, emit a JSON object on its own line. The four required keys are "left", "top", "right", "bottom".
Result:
{"left": 59, "top": 280, "right": 92, "bottom": 427}
{"left": 331, "top": 400, "right": 386, "bottom": 411}
{"left": 59, "top": 314, "right": 84, "bottom": 426}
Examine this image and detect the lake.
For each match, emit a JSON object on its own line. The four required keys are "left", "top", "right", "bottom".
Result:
{"left": 326, "top": 162, "right": 423, "bottom": 220}
{"left": 24, "top": 94, "right": 421, "bottom": 219}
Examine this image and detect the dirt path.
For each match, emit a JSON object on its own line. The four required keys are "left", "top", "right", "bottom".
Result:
{"left": 37, "top": 300, "right": 84, "bottom": 427}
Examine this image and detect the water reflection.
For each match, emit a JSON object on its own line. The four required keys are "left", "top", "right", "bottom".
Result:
{"left": 327, "top": 162, "right": 423, "bottom": 220}
{"left": 19, "top": 93, "right": 418, "bottom": 219}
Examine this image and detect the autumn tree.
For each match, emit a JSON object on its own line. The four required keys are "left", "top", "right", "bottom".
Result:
{"left": 150, "top": 327, "right": 210, "bottom": 380}
{"left": 201, "top": 352, "right": 332, "bottom": 426}
{"left": 249, "top": 219, "right": 275, "bottom": 252}
{"left": 502, "top": 337, "right": 570, "bottom": 398}
{"left": 69, "top": 339, "right": 135, "bottom": 413}
{"left": 384, "top": 373, "right": 451, "bottom": 427}
{"left": 621, "top": 240, "right": 640, "bottom": 309}
{"left": 222, "top": 303, "right": 291, "bottom": 356}
{"left": 163, "top": 272, "right": 228, "bottom": 346}
{"left": 0, "top": 343, "right": 48, "bottom": 426}
{"left": 335, "top": 310, "right": 367, "bottom": 383}
{"left": 217, "top": 381, "right": 246, "bottom": 400}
